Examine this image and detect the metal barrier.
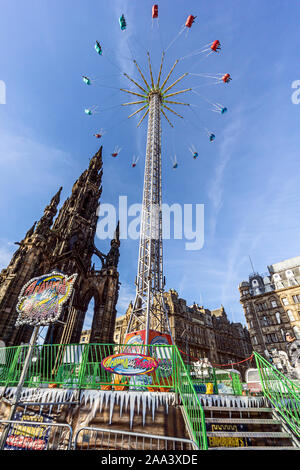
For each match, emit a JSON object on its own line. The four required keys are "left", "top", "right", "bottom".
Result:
{"left": 254, "top": 351, "right": 300, "bottom": 438}
{"left": 74, "top": 426, "right": 199, "bottom": 450}
{"left": 0, "top": 419, "right": 73, "bottom": 450}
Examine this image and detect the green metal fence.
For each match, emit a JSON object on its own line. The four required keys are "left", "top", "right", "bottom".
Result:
{"left": 185, "top": 363, "right": 218, "bottom": 393}
{"left": 0, "top": 343, "right": 174, "bottom": 390}
{"left": 0, "top": 342, "right": 208, "bottom": 449}
{"left": 254, "top": 351, "right": 300, "bottom": 438}
{"left": 185, "top": 363, "right": 245, "bottom": 396}
{"left": 173, "top": 347, "right": 208, "bottom": 449}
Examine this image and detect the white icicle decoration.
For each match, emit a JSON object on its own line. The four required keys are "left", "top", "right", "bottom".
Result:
{"left": 129, "top": 393, "right": 136, "bottom": 429}
{"left": 109, "top": 393, "right": 116, "bottom": 424}
{"left": 142, "top": 394, "right": 148, "bottom": 426}
{"left": 125, "top": 391, "right": 130, "bottom": 412}
{"left": 99, "top": 391, "right": 104, "bottom": 414}
{"left": 119, "top": 392, "right": 125, "bottom": 418}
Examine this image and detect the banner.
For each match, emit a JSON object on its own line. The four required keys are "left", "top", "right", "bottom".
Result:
{"left": 4, "top": 411, "right": 53, "bottom": 450}
{"left": 206, "top": 423, "right": 251, "bottom": 448}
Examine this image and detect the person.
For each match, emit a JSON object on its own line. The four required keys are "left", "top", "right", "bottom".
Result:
{"left": 286, "top": 332, "right": 300, "bottom": 380}
{"left": 95, "top": 41, "right": 102, "bottom": 55}
{"left": 82, "top": 76, "right": 91, "bottom": 85}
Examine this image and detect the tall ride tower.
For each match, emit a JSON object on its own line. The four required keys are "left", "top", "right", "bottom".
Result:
{"left": 121, "top": 53, "right": 190, "bottom": 346}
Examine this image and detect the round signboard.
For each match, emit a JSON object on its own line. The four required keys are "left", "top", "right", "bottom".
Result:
{"left": 101, "top": 353, "right": 159, "bottom": 376}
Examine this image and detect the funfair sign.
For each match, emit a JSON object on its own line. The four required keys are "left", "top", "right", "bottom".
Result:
{"left": 16, "top": 272, "right": 77, "bottom": 327}
{"left": 101, "top": 353, "right": 159, "bottom": 376}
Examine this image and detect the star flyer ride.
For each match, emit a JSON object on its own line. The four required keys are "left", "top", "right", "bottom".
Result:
{"left": 81, "top": 7, "right": 232, "bottom": 389}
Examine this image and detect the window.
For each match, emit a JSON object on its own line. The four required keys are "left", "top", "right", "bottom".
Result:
{"left": 292, "top": 295, "right": 300, "bottom": 304}
{"left": 282, "top": 297, "right": 289, "bottom": 306}
{"left": 286, "top": 270, "right": 294, "bottom": 277}
{"left": 252, "top": 336, "right": 258, "bottom": 345}
{"left": 256, "top": 303, "right": 266, "bottom": 312}
{"left": 293, "top": 326, "right": 300, "bottom": 340}
{"left": 287, "top": 310, "right": 295, "bottom": 322}
{"left": 275, "top": 312, "right": 281, "bottom": 324}
{"left": 261, "top": 316, "right": 270, "bottom": 327}
{"left": 271, "top": 300, "right": 277, "bottom": 308}
{"left": 266, "top": 333, "right": 278, "bottom": 343}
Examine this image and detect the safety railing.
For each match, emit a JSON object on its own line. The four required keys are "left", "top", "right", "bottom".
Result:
{"left": 254, "top": 351, "right": 300, "bottom": 438}
{"left": 173, "top": 346, "right": 208, "bottom": 450}
{"left": 0, "top": 342, "right": 208, "bottom": 449}
{"left": 0, "top": 419, "right": 73, "bottom": 450}
{"left": 0, "top": 343, "right": 175, "bottom": 391}
{"left": 74, "top": 426, "right": 199, "bottom": 450}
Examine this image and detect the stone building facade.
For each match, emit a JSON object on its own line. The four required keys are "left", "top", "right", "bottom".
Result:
{"left": 239, "top": 256, "right": 300, "bottom": 357}
{"left": 0, "top": 146, "right": 120, "bottom": 347}
{"left": 114, "top": 289, "right": 252, "bottom": 376}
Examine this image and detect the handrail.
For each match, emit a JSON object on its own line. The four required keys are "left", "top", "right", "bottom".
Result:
{"left": 254, "top": 351, "right": 300, "bottom": 438}
{"left": 173, "top": 345, "right": 208, "bottom": 450}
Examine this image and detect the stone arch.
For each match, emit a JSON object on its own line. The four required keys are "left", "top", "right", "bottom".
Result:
{"left": 67, "top": 286, "right": 100, "bottom": 343}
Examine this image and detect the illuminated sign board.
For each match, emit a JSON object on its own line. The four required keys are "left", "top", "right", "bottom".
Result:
{"left": 101, "top": 353, "right": 159, "bottom": 376}
{"left": 16, "top": 272, "right": 77, "bottom": 326}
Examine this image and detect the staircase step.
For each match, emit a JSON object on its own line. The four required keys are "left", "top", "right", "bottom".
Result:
{"left": 206, "top": 431, "right": 291, "bottom": 439}
{"left": 202, "top": 406, "right": 272, "bottom": 413}
{"left": 204, "top": 418, "right": 280, "bottom": 425}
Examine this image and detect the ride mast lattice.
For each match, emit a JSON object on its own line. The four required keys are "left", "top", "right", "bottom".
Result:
{"left": 121, "top": 52, "right": 191, "bottom": 346}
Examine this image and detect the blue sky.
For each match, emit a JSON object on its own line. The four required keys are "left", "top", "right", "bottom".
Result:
{"left": 0, "top": 0, "right": 300, "bottom": 329}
